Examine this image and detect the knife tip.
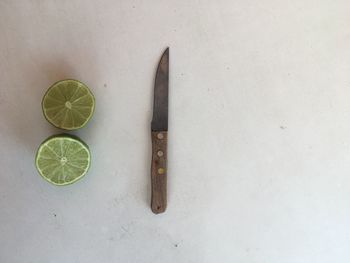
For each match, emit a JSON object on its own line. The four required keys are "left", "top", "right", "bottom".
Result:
{"left": 160, "top": 47, "right": 169, "bottom": 59}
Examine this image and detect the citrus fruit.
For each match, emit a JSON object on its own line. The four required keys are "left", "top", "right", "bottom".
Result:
{"left": 42, "top": 79, "right": 95, "bottom": 130}
{"left": 35, "top": 134, "right": 91, "bottom": 185}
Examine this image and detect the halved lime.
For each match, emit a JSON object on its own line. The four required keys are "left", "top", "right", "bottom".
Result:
{"left": 35, "top": 134, "right": 91, "bottom": 185}
{"left": 42, "top": 79, "right": 95, "bottom": 130}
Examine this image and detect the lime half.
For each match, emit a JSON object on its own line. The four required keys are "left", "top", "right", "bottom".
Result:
{"left": 35, "top": 135, "right": 91, "bottom": 185}
{"left": 42, "top": 79, "right": 95, "bottom": 130}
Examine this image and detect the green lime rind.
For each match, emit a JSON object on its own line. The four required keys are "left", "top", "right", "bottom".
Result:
{"left": 42, "top": 79, "right": 95, "bottom": 130}
{"left": 35, "top": 134, "right": 91, "bottom": 186}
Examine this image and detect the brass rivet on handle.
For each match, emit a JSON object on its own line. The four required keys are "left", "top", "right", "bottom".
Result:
{"left": 157, "top": 150, "right": 164, "bottom": 157}
{"left": 158, "top": 168, "right": 165, "bottom": 174}
{"left": 157, "top": 133, "right": 164, "bottom": 139}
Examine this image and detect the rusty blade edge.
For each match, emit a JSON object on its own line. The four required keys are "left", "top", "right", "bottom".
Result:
{"left": 151, "top": 48, "right": 169, "bottom": 131}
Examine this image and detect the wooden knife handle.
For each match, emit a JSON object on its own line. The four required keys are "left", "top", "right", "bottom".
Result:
{"left": 151, "top": 131, "right": 167, "bottom": 214}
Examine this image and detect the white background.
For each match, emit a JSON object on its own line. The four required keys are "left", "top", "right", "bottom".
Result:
{"left": 1, "top": 1, "right": 350, "bottom": 262}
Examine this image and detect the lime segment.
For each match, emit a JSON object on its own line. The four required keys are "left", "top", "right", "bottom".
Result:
{"left": 35, "top": 135, "right": 91, "bottom": 185}
{"left": 42, "top": 79, "right": 95, "bottom": 130}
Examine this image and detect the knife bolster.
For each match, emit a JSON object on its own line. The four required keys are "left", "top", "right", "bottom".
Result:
{"left": 151, "top": 131, "right": 167, "bottom": 214}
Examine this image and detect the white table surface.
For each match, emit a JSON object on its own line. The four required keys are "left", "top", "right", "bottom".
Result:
{"left": 1, "top": 1, "right": 350, "bottom": 262}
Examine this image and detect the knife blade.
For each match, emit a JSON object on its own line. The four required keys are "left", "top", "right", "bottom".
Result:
{"left": 151, "top": 48, "right": 169, "bottom": 214}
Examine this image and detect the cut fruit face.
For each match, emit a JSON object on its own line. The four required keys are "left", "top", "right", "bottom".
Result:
{"left": 42, "top": 79, "right": 95, "bottom": 130}
{"left": 35, "top": 135, "right": 91, "bottom": 186}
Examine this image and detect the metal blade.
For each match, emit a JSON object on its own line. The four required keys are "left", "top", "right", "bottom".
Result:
{"left": 151, "top": 48, "right": 169, "bottom": 131}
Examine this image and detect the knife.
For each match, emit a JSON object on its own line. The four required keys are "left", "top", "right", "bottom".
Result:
{"left": 151, "top": 48, "right": 169, "bottom": 214}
